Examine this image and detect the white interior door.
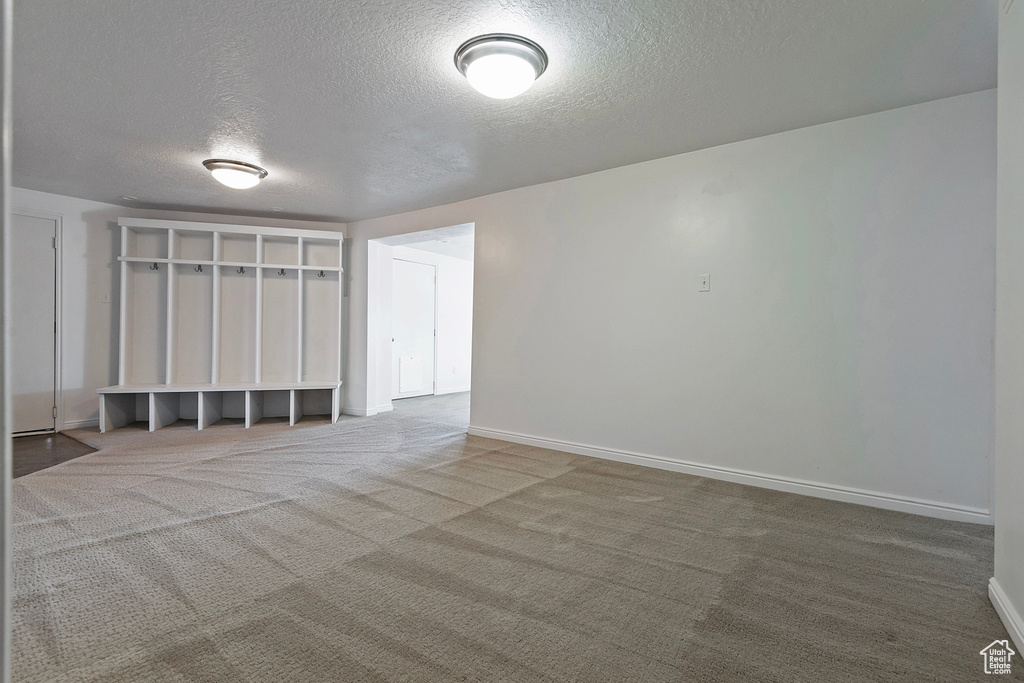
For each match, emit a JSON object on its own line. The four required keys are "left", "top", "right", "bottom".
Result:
{"left": 11, "top": 213, "right": 56, "bottom": 433}
{"left": 392, "top": 259, "right": 436, "bottom": 399}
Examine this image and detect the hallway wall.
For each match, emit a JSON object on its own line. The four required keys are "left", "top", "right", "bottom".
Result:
{"left": 992, "top": 0, "right": 1024, "bottom": 651}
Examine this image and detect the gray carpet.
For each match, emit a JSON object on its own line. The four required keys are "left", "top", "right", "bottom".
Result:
{"left": 11, "top": 393, "right": 1016, "bottom": 681}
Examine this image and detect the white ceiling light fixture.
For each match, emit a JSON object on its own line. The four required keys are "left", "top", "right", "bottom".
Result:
{"left": 455, "top": 33, "right": 548, "bottom": 99}
{"left": 202, "top": 159, "right": 268, "bottom": 189}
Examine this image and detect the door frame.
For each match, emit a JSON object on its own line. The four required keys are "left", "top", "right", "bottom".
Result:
{"left": 392, "top": 257, "right": 437, "bottom": 399}
{"left": 11, "top": 207, "right": 62, "bottom": 434}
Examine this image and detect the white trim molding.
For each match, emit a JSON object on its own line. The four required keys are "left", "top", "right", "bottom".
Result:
{"left": 61, "top": 418, "right": 99, "bottom": 430}
{"left": 342, "top": 407, "right": 377, "bottom": 417}
{"left": 345, "top": 404, "right": 394, "bottom": 417}
{"left": 436, "top": 386, "right": 471, "bottom": 396}
{"left": 466, "top": 426, "right": 993, "bottom": 525}
{"left": 990, "top": 578, "right": 1024, "bottom": 652}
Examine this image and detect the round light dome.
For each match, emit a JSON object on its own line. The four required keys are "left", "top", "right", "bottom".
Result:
{"left": 202, "top": 159, "right": 268, "bottom": 189}
{"left": 455, "top": 34, "right": 547, "bottom": 99}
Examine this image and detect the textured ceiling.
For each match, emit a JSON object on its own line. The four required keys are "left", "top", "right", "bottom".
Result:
{"left": 13, "top": 0, "right": 996, "bottom": 222}
{"left": 377, "top": 223, "right": 475, "bottom": 260}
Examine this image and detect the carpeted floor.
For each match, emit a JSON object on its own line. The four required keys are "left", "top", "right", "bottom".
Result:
{"left": 11, "top": 392, "right": 1018, "bottom": 681}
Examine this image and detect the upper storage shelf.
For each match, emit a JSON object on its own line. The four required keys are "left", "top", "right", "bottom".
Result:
{"left": 124, "top": 227, "right": 169, "bottom": 260}
{"left": 118, "top": 218, "right": 344, "bottom": 271}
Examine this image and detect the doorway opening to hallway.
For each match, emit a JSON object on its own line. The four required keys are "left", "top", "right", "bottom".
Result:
{"left": 369, "top": 223, "right": 474, "bottom": 413}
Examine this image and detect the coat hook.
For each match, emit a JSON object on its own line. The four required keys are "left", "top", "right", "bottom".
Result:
{"left": 317, "top": 270, "right": 325, "bottom": 278}
{"left": 150, "top": 263, "right": 159, "bottom": 271}
{"left": 237, "top": 266, "right": 245, "bottom": 275}
{"left": 278, "top": 268, "right": 286, "bottom": 276}
{"left": 194, "top": 264, "right": 203, "bottom": 273}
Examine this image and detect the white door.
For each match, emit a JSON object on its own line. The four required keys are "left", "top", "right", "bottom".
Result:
{"left": 392, "top": 259, "right": 436, "bottom": 399}
{"left": 11, "top": 213, "right": 57, "bottom": 433}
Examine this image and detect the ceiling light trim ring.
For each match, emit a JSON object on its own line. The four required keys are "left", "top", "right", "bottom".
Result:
{"left": 201, "top": 158, "right": 268, "bottom": 180}
{"left": 454, "top": 33, "right": 548, "bottom": 80}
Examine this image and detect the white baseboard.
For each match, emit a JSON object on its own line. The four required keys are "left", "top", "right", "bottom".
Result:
{"left": 343, "top": 403, "right": 394, "bottom": 417}
{"left": 61, "top": 418, "right": 99, "bottom": 430}
{"left": 990, "top": 578, "right": 1024, "bottom": 652}
{"left": 342, "top": 407, "right": 377, "bottom": 417}
{"left": 435, "top": 387, "right": 471, "bottom": 396}
{"left": 466, "top": 426, "right": 993, "bottom": 525}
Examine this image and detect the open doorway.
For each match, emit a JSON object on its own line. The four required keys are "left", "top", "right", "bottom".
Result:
{"left": 369, "top": 223, "right": 474, "bottom": 411}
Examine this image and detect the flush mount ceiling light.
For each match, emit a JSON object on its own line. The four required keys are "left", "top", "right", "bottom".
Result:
{"left": 455, "top": 33, "right": 547, "bottom": 99}
{"left": 202, "top": 159, "right": 268, "bottom": 189}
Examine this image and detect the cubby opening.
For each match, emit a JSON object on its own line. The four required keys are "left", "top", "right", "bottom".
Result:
{"left": 100, "top": 393, "right": 149, "bottom": 431}
{"left": 197, "top": 391, "right": 247, "bottom": 429}
{"left": 123, "top": 262, "right": 167, "bottom": 384}
{"left": 135, "top": 394, "right": 150, "bottom": 424}
{"left": 125, "top": 228, "right": 168, "bottom": 260}
{"left": 150, "top": 392, "right": 184, "bottom": 430}
{"left": 261, "top": 390, "right": 291, "bottom": 421}
{"left": 179, "top": 392, "right": 199, "bottom": 422}
{"left": 221, "top": 234, "right": 258, "bottom": 263}
{"left": 296, "top": 389, "right": 333, "bottom": 420}
{"left": 302, "top": 239, "right": 340, "bottom": 268}
{"left": 174, "top": 231, "right": 214, "bottom": 261}
{"left": 263, "top": 237, "right": 298, "bottom": 266}
{"left": 198, "top": 390, "right": 247, "bottom": 429}
{"left": 261, "top": 270, "right": 299, "bottom": 382}
{"left": 302, "top": 270, "right": 340, "bottom": 381}
{"left": 221, "top": 392, "right": 247, "bottom": 420}
{"left": 218, "top": 266, "right": 257, "bottom": 383}
{"left": 172, "top": 264, "right": 213, "bottom": 384}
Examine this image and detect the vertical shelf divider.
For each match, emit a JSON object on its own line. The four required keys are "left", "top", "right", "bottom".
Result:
{"left": 297, "top": 237, "right": 304, "bottom": 382}
{"left": 255, "top": 234, "right": 264, "bottom": 383}
{"left": 118, "top": 225, "right": 128, "bottom": 385}
{"left": 165, "top": 228, "right": 177, "bottom": 385}
{"left": 246, "top": 390, "right": 263, "bottom": 428}
{"left": 211, "top": 232, "right": 222, "bottom": 384}
{"left": 289, "top": 389, "right": 303, "bottom": 426}
{"left": 337, "top": 241, "right": 344, "bottom": 384}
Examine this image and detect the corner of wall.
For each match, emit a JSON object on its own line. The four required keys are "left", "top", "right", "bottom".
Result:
{"left": 990, "top": 578, "right": 1024, "bottom": 652}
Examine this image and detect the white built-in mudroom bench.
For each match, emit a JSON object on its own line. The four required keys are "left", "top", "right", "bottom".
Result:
{"left": 98, "top": 217, "right": 344, "bottom": 432}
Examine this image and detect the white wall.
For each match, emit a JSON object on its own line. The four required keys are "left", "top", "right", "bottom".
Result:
{"left": 347, "top": 90, "right": 996, "bottom": 523}
{"left": 992, "top": 0, "right": 1024, "bottom": 651}
{"left": 11, "top": 186, "right": 345, "bottom": 427}
{"left": 368, "top": 239, "right": 394, "bottom": 413}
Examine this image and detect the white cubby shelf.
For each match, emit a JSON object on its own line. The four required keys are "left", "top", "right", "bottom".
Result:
{"left": 98, "top": 217, "right": 345, "bottom": 433}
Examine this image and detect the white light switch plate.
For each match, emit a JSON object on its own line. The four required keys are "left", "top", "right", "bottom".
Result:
{"left": 699, "top": 274, "right": 710, "bottom": 292}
